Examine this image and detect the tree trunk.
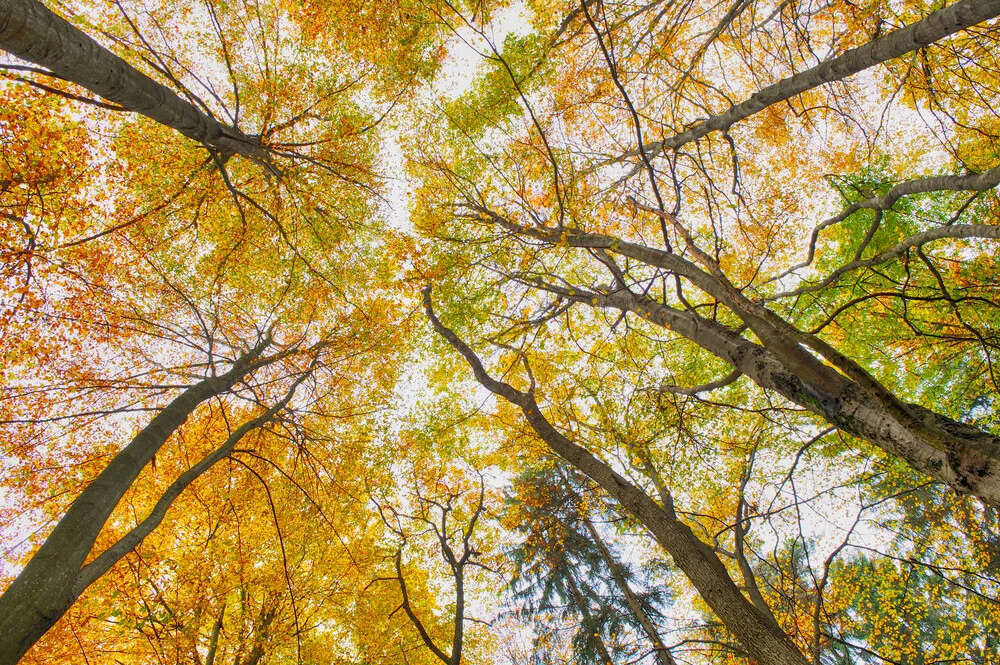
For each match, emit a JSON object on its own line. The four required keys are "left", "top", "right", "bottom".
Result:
{"left": 203, "top": 605, "right": 225, "bottom": 665}
{"left": 424, "top": 289, "right": 812, "bottom": 665}
{"left": 629, "top": 0, "right": 1000, "bottom": 159}
{"left": 0, "top": 337, "right": 274, "bottom": 665}
{"left": 495, "top": 218, "right": 1000, "bottom": 507}
{"left": 600, "top": 287, "right": 1000, "bottom": 508}
{"left": 0, "top": 0, "right": 266, "bottom": 160}
{"left": 564, "top": 566, "right": 617, "bottom": 665}
{"left": 448, "top": 564, "right": 465, "bottom": 665}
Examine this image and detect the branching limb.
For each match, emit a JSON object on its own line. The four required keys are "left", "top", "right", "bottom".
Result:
{"left": 773, "top": 165, "right": 1000, "bottom": 282}
{"left": 394, "top": 548, "right": 452, "bottom": 665}
{"left": 602, "top": 0, "right": 1000, "bottom": 166}
{"left": 771, "top": 223, "right": 1000, "bottom": 299}
{"left": 423, "top": 287, "right": 811, "bottom": 665}
{"left": 657, "top": 368, "right": 743, "bottom": 396}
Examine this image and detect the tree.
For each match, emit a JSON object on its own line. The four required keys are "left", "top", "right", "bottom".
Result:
{"left": 425, "top": 289, "right": 813, "bottom": 665}
{"left": 0, "top": 0, "right": 270, "bottom": 162}
{"left": 375, "top": 467, "right": 489, "bottom": 665}
{"left": 508, "top": 462, "right": 676, "bottom": 665}
{"left": 4, "top": 0, "right": 1000, "bottom": 662}
{"left": 0, "top": 0, "right": 444, "bottom": 167}
{"left": 0, "top": 323, "right": 356, "bottom": 663}
{"left": 361, "top": 400, "right": 510, "bottom": 665}
{"left": 1, "top": 0, "right": 433, "bottom": 658}
{"left": 415, "top": 0, "right": 1000, "bottom": 503}
{"left": 414, "top": 0, "right": 1000, "bottom": 659}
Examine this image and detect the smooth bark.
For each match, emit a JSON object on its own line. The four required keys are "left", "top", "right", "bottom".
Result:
{"left": 0, "top": 0, "right": 267, "bottom": 160}
{"left": 0, "top": 337, "right": 278, "bottom": 664}
{"left": 73, "top": 368, "right": 311, "bottom": 595}
{"left": 538, "top": 276, "right": 1000, "bottom": 506}
{"left": 485, "top": 214, "right": 1000, "bottom": 506}
{"left": 619, "top": 0, "right": 1000, "bottom": 161}
{"left": 424, "top": 288, "right": 812, "bottom": 665}
{"left": 777, "top": 165, "right": 1000, "bottom": 283}
{"left": 203, "top": 606, "right": 225, "bottom": 665}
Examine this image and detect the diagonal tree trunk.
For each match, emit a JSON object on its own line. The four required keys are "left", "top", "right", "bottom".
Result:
{"left": 0, "top": 0, "right": 267, "bottom": 161}
{"left": 563, "top": 564, "right": 617, "bottom": 665}
{"left": 0, "top": 335, "right": 288, "bottom": 665}
{"left": 580, "top": 515, "right": 680, "bottom": 665}
{"left": 614, "top": 0, "right": 1000, "bottom": 162}
{"left": 424, "top": 288, "right": 812, "bottom": 665}
{"left": 483, "top": 214, "right": 1000, "bottom": 507}
{"left": 546, "top": 275, "right": 1000, "bottom": 507}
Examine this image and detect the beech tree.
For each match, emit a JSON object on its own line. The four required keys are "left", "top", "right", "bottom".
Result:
{"left": 413, "top": 0, "right": 1000, "bottom": 661}
{"left": 3, "top": 0, "right": 1000, "bottom": 663}
{"left": 0, "top": 0, "right": 270, "bottom": 162}
{"left": 1, "top": 0, "right": 430, "bottom": 659}
{"left": 375, "top": 466, "right": 490, "bottom": 665}
{"left": 0, "top": 331, "right": 319, "bottom": 663}
{"left": 417, "top": 0, "right": 1000, "bottom": 505}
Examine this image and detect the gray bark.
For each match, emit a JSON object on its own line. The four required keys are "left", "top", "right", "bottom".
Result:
{"left": 450, "top": 569, "right": 464, "bottom": 665}
{"left": 203, "top": 605, "right": 225, "bottom": 665}
{"left": 539, "top": 277, "right": 1000, "bottom": 507}
{"left": 490, "top": 215, "right": 1000, "bottom": 507}
{"left": 0, "top": 0, "right": 266, "bottom": 160}
{"left": 424, "top": 288, "right": 812, "bottom": 665}
{"left": 626, "top": 0, "right": 1000, "bottom": 160}
{"left": 73, "top": 368, "right": 309, "bottom": 595}
{"left": 777, "top": 222, "right": 1000, "bottom": 298}
{"left": 0, "top": 336, "right": 276, "bottom": 665}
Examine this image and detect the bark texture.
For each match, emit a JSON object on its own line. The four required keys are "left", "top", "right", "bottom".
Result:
{"left": 532, "top": 274, "right": 1000, "bottom": 507}
{"left": 424, "top": 289, "right": 812, "bottom": 665}
{"left": 629, "top": 0, "right": 1000, "bottom": 159}
{"left": 487, "top": 215, "right": 1000, "bottom": 507}
{"left": 0, "top": 338, "right": 274, "bottom": 665}
{"left": 0, "top": 0, "right": 266, "bottom": 159}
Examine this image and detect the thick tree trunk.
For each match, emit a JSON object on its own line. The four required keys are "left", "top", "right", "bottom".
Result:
{"left": 493, "top": 216, "right": 1000, "bottom": 507}
{"left": 615, "top": 287, "right": 1000, "bottom": 506}
{"left": 424, "top": 289, "right": 812, "bottom": 665}
{"left": 528, "top": 272, "right": 1000, "bottom": 507}
{"left": 0, "top": 0, "right": 266, "bottom": 160}
{"left": 0, "top": 338, "right": 274, "bottom": 665}
{"left": 627, "top": 0, "right": 1000, "bottom": 159}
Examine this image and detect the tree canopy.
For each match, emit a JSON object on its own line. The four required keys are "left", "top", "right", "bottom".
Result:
{"left": 2, "top": 0, "right": 1000, "bottom": 663}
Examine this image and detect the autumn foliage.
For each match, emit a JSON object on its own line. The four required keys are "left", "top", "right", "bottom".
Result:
{"left": 2, "top": 0, "right": 1000, "bottom": 663}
